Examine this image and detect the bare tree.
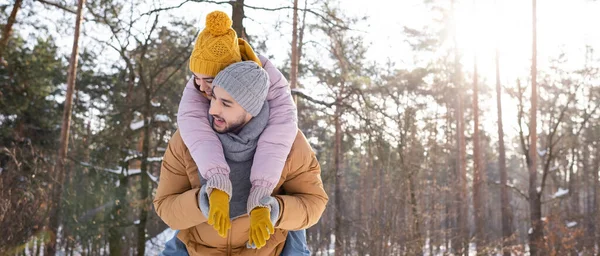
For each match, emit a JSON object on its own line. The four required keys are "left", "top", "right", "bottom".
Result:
{"left": 527, "top": 0, "right": 544, "bottom": 254}
{"left": 45, "top": 0, "right": 86, "bottom": 255}
{"left": 495, "top": 48, "right": 513, "bottom": 256}
{"left": 135, "top": 15, "right": 159, "bottom": 256}
{"left": 472, "top": 4, "right": 485, "bottom": 252}
{"left": 329, "top": 31, "right": 348, "bottom": 256}
{"left": 451, "top": 0, "right": 469, "bottom": 254}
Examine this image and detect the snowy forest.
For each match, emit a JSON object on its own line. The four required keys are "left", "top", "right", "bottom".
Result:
{"left": 1, "top": 0, "right": 599, "bottom": 255}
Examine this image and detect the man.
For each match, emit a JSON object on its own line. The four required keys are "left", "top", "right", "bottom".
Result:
{"left": 153, "top": 61, "right": 328, "bottom": 255}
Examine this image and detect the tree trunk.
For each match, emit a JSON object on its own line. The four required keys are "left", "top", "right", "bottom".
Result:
{"left": 459, "top": 95, "right": 469, "bottom": 254}
{"left": 472, "top": 49, "right": 485, "bottom": 256}
{"left": 429, "top": 119, "right": 439, "bottom": 256}
{"left": 297, "top": 0, "right": 308, "bottom": 70}
{"left": 109, "top": 165, "right": 128, "bottom": 255}
{"left": 528, "top": 0, "right": 544, "bottom": 254}
{"left": 290, "top": 0, "right": 299, "bottom": 103}
{"left": 292, "top": 0, "right": 308, "bottom": 115}
{"left": 594, "top": 143, "right": 599, "bottom": 251}
{"left": 571, "top": 148, "right": 584, "bottom": 253}
{"left": 357, "top": 138, "right": 372, "bottom": 255}
{"left": 0, "top": 0, "right": 23, "bottom": 65}
{"left": 329, "top": 29, "right": 348, "bottom": 256}
{"left": 109, "top": 46, "right": 138, "bottom": 256}
{"left": 230, "top": 0, "right": 247, "bottom": 41}
{"left": 334, "top": 105, "right": 343, "bottom": 256}
{"left": 379, "top": 158, "right": 387, "bottom": 256}
{"left": 583, "top": 86, "right": 596, "bottom": 252}
{"left": 452, "top": 0, "right": 468, "bottom": 253}
{"left": 444, "top": 100, "right": 456, "bottom": 254}
{"left": 582, "top": 132, "right": 593, "bottom": 251}
{"left": 136, "top": 87, "right": 152, "bottom": 256}
{"left": 408, "top": 173, "right": 423, "bottom": 255}
{"left": 569, "top": 148, "right": 580, "bottom": 217}
{"left": 495, "top": 48, "right": 513, "bottom": 256}
{"left": 45, "top": 0, "right": 85, "bottom": 254}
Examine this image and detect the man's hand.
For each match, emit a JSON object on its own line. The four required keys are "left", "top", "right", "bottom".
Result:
{"left": 207, "top": 189, "right": 231, "bottom": 238}
{"left": 248, "top": 207, "right": 274, "bottom": 249}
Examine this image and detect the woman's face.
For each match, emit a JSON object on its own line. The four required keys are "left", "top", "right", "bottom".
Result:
{"left": 193, "top": 72, "right": 214, "bottom": 99}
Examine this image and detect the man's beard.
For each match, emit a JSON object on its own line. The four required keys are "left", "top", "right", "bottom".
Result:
{"left": 211, "top": 114, "right": 247, "bottom": 134}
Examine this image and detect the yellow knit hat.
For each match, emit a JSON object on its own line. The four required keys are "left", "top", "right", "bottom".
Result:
{"left": 238, "top": 38, "right": 261, "bottom": 67}
{"left": 189, "top": 11, "right": 242, "bottom": 77}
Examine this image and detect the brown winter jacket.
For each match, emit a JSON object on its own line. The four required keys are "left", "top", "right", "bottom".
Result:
{"left": 153, "top": 129, "right": 328, "bottom": 256}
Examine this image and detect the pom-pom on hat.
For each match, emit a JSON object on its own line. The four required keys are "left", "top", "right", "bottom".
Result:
{"left": 189, "top": 11, "right": 242, "bottom": 77}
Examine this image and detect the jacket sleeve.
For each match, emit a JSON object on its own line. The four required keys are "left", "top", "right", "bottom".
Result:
{"left": 153, "top": 130, "right": 208, "bottom": 230}
{"left": 247, "top": 56, "right": 299, "bottom": 212}
{"left": 274, "top": 131, "right": 328, "bottom": 231}
{"left": 177, "top": 78, "right": 232, "bottom": 196}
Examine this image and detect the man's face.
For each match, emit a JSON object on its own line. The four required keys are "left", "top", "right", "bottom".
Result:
{"left": 193, "top": 72, "right": 214, "bottom": 99}
{"left": 208, "top": 86, "right": 252, "bottom": 134}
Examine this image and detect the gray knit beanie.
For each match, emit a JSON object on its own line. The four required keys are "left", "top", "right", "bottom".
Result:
{"left": 213, "top": 61, "right": 269, "bottom": 116}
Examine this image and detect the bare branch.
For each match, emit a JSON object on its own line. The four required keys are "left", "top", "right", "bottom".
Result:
{"left": 516, "top": 79, "right": 531, "bottom": 166}
{"left": 570, "top": 97, "right": 600, "bottom": 140}
{"left": 130, "top": 0, "right": 230, "bottom": 25}
{"left": 546, "top": 84, "right": 581, "bottom": 148}
{"left": 541, "top": 192, "right": 569, "bottom": 204}
{"left": 540, "top": 83, "right": 583, "bottom": 195}
{"left": 150, "top": 46, "right": 192, "bottom": 83}
{"left": 153, "top": 58, "right": 189, "bottom": 95}
{"left": 36, "top": 0, "right": 100, "bottom": 22}
{"left": 36, "top": 0, "right": 75, "bottom": 14}
{"left": 137, "top": 0, "right": 193, "bottom": 17}
{"left": 292, "top": 89, "right": 335, "bottom": 107}
{"left": 0, "top": 147, "right": 21, "bottom": 171}
{"left": 169, "top": 0, "right": 355, "bottom": 31}
{"left": 244, "top": 4, "right": 352, "bottom": 30}
{"left": 488, "top": 180, "right": 529, "bottom": 201}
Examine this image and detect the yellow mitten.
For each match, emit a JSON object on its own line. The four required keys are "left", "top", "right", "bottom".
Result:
{"left": 207, "top": 189, "right": 231, "bottom": 238}
{"left": 248, "top": 207, "right": 274, "bottom": 249}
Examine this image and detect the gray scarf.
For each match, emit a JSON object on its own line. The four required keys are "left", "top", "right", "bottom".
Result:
{"left": 204, "top": 102, "right": 269, "bottom": 218}
{"left": 211, "top": 102, "right": 269, "bottom": 162}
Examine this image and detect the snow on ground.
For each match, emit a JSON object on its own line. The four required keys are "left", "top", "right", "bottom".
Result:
{"left": 104, "top": 168, "right": 141, "bottom": 176}
{"left": 145, "top": 228, "right": 177, "bottom": 255}
{"left": 147, "top": 157, "right": 163, "bottom": 162}
{"left": 154, "top": 114, "right": 171, "bottom": 122}
{"left": 130, "top": 120, "right": 145, "bottom": 131}
{"left": 147, "top": 172, "right": 159, "bottom": 184}
{"left": 553, "top": 188, "right": 569, "bottom": 198}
